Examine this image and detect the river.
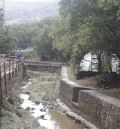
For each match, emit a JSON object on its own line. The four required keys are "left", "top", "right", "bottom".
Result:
{"left": 19, "top": 71, "right": 85, "bottom": 129}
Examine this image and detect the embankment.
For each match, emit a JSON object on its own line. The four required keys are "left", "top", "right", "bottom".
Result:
{"left": 60, "top": 66, "right": 120, "bottom": 129}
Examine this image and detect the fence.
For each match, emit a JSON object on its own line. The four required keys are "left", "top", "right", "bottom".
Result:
{"left": 0, "top": 59, "right": 26, "bottom": 116}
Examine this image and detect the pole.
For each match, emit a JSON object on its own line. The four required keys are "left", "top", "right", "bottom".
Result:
{"left": 0, "top": 65, "right": 2, "bottom": 103}
{"left": 9, "top": 60, "right": 11, "bottom": 81}
{"left": 4, "top": 62, "right": 7, "bottom": 97}
{"left": 0, "top": 65, "right": 2, "bottom": 117}
{"left": 15, "top": 61, "right": 17, "bottom": 76}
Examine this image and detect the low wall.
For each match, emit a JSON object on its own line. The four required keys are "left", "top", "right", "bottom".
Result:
{"left": 25, "top": 61, "right": 62, "bottom": 73}
{"left": 60, "top": 66, "right": 120, "bottom": 129}
{"left": 76, "top": 71, "right": 98, "bottom": 79}
{"left": 60, "top": 79, "right": 91, "bottom": 102}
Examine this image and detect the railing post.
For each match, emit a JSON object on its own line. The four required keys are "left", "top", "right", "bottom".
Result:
{"left": 0, "top": 65, "right": 2, "bottom": 101}
{"left": 4, "top": 62, "right": 7, "bottom": 97}
{"left": 22, "top": 62, "right": 24, "bottom": 78}
{"left": 22, "top": 62, "right": 26, "bottom": 78}
{"left": 15, "top": 61, "right": 17, "bottom": 76}
{"left": 18, "top": 61, "right": 20, "bottom": 72}
{"left": 12, "top": 61, "right": 14, "bottom": 78}
{"left": 0, "top": 65, "right": 2, "bottom": 117}
{"left": 9, "top": 60, "right": 11, "bottom": 81}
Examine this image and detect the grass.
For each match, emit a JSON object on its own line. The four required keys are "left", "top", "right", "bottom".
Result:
{"left": 67, "top": 66, "right": 120, "bottom": 99}
{"left": 67, "top": 67, "right": 97, "bottom": 88}
{"left": 26, "top": 72, "right": 60, "bottom": 102}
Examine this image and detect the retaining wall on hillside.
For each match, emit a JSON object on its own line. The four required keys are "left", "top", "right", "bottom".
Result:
{"left": 60, "top": 66, "right": 120, "bottom": 129}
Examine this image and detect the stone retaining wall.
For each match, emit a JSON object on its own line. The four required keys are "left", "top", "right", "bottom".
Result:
{"left": 78, "top": 90, "right": 120, "bottom": 129}
{"left": 60, "top": 66, "right": 120, "bottom": 129}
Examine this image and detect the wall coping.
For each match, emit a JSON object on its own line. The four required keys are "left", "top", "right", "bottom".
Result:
{"left": 25, "top": 61, "right": 63, "bottom": 67}
{"left": 61, "top": 66, "right": 95, "bottom": 90}
{"left": 81, "top": 90, "right": 120, "bottom": 108}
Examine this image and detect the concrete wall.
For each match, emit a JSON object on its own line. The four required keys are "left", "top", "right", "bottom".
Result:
{"left": 26, "top": 62, "right": 62, "bottom": 74}
{"left": 60, "top": 79, "right": 91, "bottom": 102}
{"left": 60, "top": 66, "right": 120, "bottom": 129}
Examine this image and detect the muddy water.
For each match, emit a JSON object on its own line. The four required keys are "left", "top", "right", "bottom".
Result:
{"left": 20, "top": 73, "right": 84, "bottom": 129}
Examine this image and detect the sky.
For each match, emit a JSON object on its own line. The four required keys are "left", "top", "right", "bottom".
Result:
{"left": 5, "top": 0, "right": 60, "bottom": 24}
{"left": 7, "top": 0, "right": 58, "bottom": 2}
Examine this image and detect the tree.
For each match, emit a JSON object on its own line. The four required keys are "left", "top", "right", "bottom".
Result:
{"left": 0, "top": 28, "right": 15, "bottom": 54}
{"left": 32, "top": 18, "right": 57, "bottom": 60}
{"left": 50, "top": 16, "right": 73, "bottom": 62}
{"left": 59, "top": 0, "right": 120, "bottom": 73}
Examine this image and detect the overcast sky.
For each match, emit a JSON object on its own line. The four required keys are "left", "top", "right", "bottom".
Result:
{"left": 5, "top": 0, "right": 60, "bottom": 24}
{"left": 7, "top": 0, "right": 58, "bottom": 2}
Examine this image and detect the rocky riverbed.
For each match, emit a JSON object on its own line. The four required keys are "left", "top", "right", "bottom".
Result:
{"left": 0, "top": 70, "right": 86, "bottom": 129}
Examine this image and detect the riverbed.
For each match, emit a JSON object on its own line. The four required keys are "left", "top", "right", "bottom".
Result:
{"left": 19, "top": 71, "right": 85, "bottom": 129}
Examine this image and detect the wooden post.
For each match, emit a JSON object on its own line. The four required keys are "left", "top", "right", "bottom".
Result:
{"left": 18, "top": 61, "right": 20, "bottom": 72}
{"left": 118, "top": 60, "right": 120, "bottom": 74}
{"left": 22, "top": 62, "right": 27, "bottom": 78}
{"left": 0, "top": 65, "right": 2, "bottom": 117}
{"left": 12, "top": 61, "right": 14, "bottom": 78}
{"left": 15, "top": 61, "right": 17, "bottom": 76}
{"left": 24, "top": 64, "right": 26, "bottom": 77}
{"left": 0, "top": 65, "right": 2, "bottom": 102}
{"left": 22, "top": 63, "right": 24, "bottom": 78}
{"left": 9, "top": 60, "right": 11, "bottom": 81}
{"left": 4, "top": 62, "right": 7, "bottom": 97}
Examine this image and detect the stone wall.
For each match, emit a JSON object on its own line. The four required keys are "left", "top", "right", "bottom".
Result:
{"left": 60, "top": 79, "right": 91, "bottom": 102}
{"left": 78, "top": 90, "right": 120, "bottom": 129}
{"left": 60, "top": 66, "right": 120, "bottom": 129}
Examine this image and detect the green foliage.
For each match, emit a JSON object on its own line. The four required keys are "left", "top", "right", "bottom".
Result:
{"left": 32, "top": 19, "right": 56, "bottom": 60}
{"left": 59, "top": 0, "right": 120, "bottom": 73}
{"left": 0, "top": 29, "right": 15, "bottom": 54}
{"left": 7, "top": 0, "right": 120, "bottom": 72}
{"left": 50, "top": 16, "right": 73, "bottom": 61}
{"left": 8, "top": 24, "right": 37, "bottom": 49}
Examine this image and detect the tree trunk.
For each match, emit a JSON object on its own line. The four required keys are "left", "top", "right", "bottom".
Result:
{"left": 97, "top": 51, "right": 103, "bottom": 73}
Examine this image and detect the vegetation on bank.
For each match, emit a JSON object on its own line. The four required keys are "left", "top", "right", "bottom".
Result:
{"left": 1, "top": 0, "right": 120, "bottom": 75}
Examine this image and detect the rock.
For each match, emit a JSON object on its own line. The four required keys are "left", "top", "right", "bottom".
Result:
{"left": 25, "top": 107, "right": 30, "bottom": 111}
{"left": 15, "top": 110, "right": 22, "bottom": 117}
{"left": 37, "top": 115, "right": 45, "bottom": 119}
{"left": 40, "top": 115, "right": 44, "bottom": 119}
{"left": 35, "top": 101, "right": 40, "bottom": 105}
{"left": 49, "top": 107, "right": 54, "bottom": 110}
{"left": 74, "top": 119, "right": 81, "bottom": 124}
{"left": 31, "top": 108, "right": 35, "bottom": 111}
{"left": 40, "top": 109, "right": 46, "bottom": 112}
{"left": 24, "top": 91, "right": 31, "bottom": 94}
{"left": 8, "top": 97, "right": 14, "bottom": 105}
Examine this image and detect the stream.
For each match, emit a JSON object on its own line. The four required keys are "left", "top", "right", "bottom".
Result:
{"left": 19, "top": 72, "right": 84, "bottom": 129}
